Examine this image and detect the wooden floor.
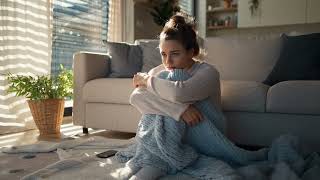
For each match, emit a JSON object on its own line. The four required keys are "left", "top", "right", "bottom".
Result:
{"left": 0, "top": 116, "right": 135, "bottom": 148}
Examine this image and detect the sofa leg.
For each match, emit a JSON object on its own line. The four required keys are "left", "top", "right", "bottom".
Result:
{"left": 83, "top": 127, "right": 89, "bottom": 134}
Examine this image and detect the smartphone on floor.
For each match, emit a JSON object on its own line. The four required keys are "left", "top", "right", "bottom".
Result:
{"left": 96, "top": 150, "right": 118, "bottom": 158}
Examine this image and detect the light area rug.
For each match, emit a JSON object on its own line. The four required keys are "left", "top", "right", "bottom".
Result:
{"left": 0, "top": 152, "right": 59, "bottom": 180}
{"left": 1, "top": 136, "right": 320, "bottom": 180}
{"left": 0, "top": 136, "right": 195, "bottom": 180}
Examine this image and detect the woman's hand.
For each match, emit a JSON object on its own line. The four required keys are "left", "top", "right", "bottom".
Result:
{"left": 181, "top": 105, "right": 203, "bottom": 126}
{"left": 133, "top": 72, "right": 150, "bottom": 88}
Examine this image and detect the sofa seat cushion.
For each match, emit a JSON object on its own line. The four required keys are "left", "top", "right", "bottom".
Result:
{"left": 83, "top": 78, "right": 271, "bottom": 112}
{"left": 83, "top": 78, "right": 134, "bottom": 104}
{"left": 267, "top": 81, "right": 320, "bottom": 115}
{"left": 221, "top": 80, "right": 270, "bottom": 112}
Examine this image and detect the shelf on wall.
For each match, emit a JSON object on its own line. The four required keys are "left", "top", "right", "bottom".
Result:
{"left": 207, "top": 25, "right": 237, "bottom": 30}
{"left": 207, "top": 7, "right": 237, "bottom": 13}
{"left": 205, "top": 1, "right": 238, "bottom": 35}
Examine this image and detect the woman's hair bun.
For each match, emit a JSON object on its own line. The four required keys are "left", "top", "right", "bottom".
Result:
{"left": 160, "top": 12, "right": 205, "bottom": 59}
{"left": 165, "top": 12, "right": 195, "bottom": 31}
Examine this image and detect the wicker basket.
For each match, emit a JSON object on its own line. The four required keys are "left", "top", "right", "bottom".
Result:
{"left": 27, "top": 99, "right": 65, "bottom": 138}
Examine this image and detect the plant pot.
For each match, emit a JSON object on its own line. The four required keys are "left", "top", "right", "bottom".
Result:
{"left": 223, "top": 0, "right": 232, "bottom": 8}
{"left": 27, "top": 99, "right": 65, "bottom": 139}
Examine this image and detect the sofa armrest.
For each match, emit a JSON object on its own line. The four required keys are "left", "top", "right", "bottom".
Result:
{"left": 73, "top": 51, "right": 110, "bottom": 126}
{"left": 267, "top": 80, "right": 320, "bottom": 115}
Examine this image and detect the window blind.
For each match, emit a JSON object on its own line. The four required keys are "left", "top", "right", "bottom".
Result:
{"left": 179, "top": 0, "right": 194, "bottom": 16}
{"left": 52, "top": 0, "right": 109, "bottom": 76}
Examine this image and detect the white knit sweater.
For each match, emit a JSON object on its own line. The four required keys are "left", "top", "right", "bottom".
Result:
{"left": 130, "top": 61, "right": 222, "bottom": 123}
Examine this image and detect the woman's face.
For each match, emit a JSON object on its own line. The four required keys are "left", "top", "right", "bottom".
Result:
{"left": 159, "top": 40, "right": 194, "bottom": 70}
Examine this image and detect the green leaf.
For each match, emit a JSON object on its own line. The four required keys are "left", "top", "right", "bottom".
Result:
{"left": 6, "top": 64, "right": 73, "bottom": 100}
{"left": 149, "top": 0, "right": 180, "bottom": 27}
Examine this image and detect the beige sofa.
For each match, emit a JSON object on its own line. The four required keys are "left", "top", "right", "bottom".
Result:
{"left": 73, "top": 37, "right": 320, "bottom": 151}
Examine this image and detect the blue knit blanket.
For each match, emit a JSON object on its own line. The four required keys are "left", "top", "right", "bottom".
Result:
{"left": 115, "top": 69, "right": 319, "bottom": 180}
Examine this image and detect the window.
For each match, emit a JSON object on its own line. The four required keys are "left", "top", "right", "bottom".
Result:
{"left": 179, "top": 0, "right": 194, "bottom": 16}
{"left": 52, "top": 0, "right": 109, "bottom": 76}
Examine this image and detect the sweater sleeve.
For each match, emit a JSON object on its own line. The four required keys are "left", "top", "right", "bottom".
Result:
{"left": 147, "top": 63, "right": 220, "bottom": 103}
{"left": 130, "top": 87, "right": 189, "bottom": 121}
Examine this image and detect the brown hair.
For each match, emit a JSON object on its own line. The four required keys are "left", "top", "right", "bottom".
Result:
{"left": 159, "top": 12, "right": 201, "bottom": 58}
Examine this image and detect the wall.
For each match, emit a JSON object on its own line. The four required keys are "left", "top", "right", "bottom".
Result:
{"left": 207, "top": 23, "right": 320, "bottom": 39}
{"left": 195, "top": 0, "right": 207, "bottom": 38}
{"left": 134, "top": 1, "right": 320, "bottom": 40}
{"left": 196, "top": 0, "right": 320, "bottom": 39}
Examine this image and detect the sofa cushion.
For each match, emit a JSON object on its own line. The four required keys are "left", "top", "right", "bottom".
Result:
{"left": 263, "top": 33, "right": 320, "bottom": 86}
{"left": 83, "top": 78, "right": 134, "bottom": 104}
{"left": 221, "top": 80, "right": 269, "bottom": 112}
{"left": 205, "top": 37, "right": 282, "bottom": 81}
{"left": 267, "top": 81, "right": 320, "bottom": 115}
{"left": 84, "top": 79, "right": 270, "bottom": 112}
{"left": 104, "top": 41, "right": 142, "bottom": 78}
{"left": 135, "top": 39, "right": 162, "bottom": 73}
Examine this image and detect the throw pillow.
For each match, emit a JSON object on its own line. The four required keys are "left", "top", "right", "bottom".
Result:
{"left": 104, "top": 41, "right": 142, "bottom": 78}
{"left": 135, "top": 39, "right": 162, "bottom": 73}
{"left": 263, "top": 33, "right": 320, "bottom": 86}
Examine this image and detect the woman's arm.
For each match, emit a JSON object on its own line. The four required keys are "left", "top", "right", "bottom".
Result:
{"left": 130, "top": 87, "right": 189, "bottom": 121}
{"left": 146, "top": 64, "right": 220, "bottom": 103}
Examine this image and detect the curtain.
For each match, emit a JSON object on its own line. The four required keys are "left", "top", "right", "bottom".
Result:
{"left": 0, "top": 0, "right": 52, "bottom": 134}
{"left": 107, "top": 0, "right": 125, "bottom": 42}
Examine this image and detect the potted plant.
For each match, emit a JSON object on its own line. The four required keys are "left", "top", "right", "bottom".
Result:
{"left": 6, "top": 65, "right": 73, "bottom": 139}
{"left": 222, "top": 0, "right": 232, "bottom": 8}
{"left": 249, "top": 0, "right": 260, "bottom": 16}
{"left": 149, "top": 0, "right": 181, "bottom": 27}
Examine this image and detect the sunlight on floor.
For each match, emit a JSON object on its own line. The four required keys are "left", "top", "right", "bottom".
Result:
{"left": 0, "top": 116, "right": 135, "bottom": 148}
{"left": 0, "top": 121, "right": 106, "bottom": 148}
